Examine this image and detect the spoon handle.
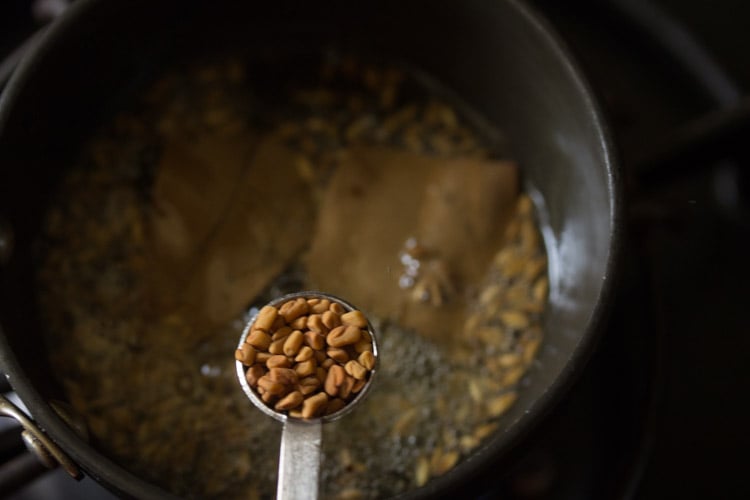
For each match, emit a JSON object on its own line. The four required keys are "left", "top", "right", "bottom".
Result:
{"left": 277, "top": 419, "right": 322, "bottom": 500}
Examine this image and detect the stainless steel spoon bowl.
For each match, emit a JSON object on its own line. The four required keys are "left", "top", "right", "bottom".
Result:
{"left": 236, "top": 291, "right": 379, "bottom": 500}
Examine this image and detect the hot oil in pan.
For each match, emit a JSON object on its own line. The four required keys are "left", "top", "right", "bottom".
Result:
{"left": 35, "top": 52, "right": 549, "bottom": 499}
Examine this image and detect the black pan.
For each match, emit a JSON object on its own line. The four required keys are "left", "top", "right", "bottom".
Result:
{"left": 0, "top": 0, "right": 620, "bottom": 498}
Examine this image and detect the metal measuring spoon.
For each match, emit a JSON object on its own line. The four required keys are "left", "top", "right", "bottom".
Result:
{"left": 236, "top": 291, "right": 379, "bottom": 500}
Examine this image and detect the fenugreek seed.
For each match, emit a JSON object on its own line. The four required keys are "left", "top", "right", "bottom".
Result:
{"left": 503, "top": 217, "right": 521, "bottom": 242}
{"left": 294, "top": 346, "right": 314, "bottom": 362}
{"left": 329, "top": 302, "right": 345, "bottom": 315}
{"left": 326, "top": 398, "right": 346, "bottom": 415}
{"left": 432, "top": 451, "right": 459, "bottom": 476}
{"left": 268, "top": 367, "right": 299, "bottom": 386}
{"left": 301, "top": 392, "right": 328, "bottom": 419}
{"left": 283, "top": 330, "right": 304, "bottom": 357}
{"left": 327, "top": 325, "right": 344, "bottom": 342}
{"left": 479, "top": 285, "right": 501, "bottom": 306}
{"left": 235, "top": 344, "right": 256, "bottom": 365}
{"left": 304, "top": 331, "right": 325, "bottom": 351}
{"left": 360, "top": 329, "right": 372, "bottom": 342}
{"left": 474, "top": 423, "right": 498, "bottom": 440}
{"left": 327, "top": 325, "right": 362, "bottom": 347}
{"left": 321, "top": 310, "right": 340, "bottom": 329}
{"left": 325, "top": 365, "right": 346, "bottom": 396}
{"left": 279, "top": 298, "right": 310, "bottom": 323}
{"left": 340, "top": 310, "right": 367, "bottom": 328}
{"left": 266, "top": 355, "right": 290, "bottom": 369}
{"left": 245, "top": 365, "right": 265, "bottom": 387}
{"left": 477, "top": 326, "right": 504, "bottom": 345}
{"left": 523, "top": 338, "right": 541, "bottom": 365}
{"left": 321, "top": 358, "right": 335, "bottom": 369}
{"left": 246, "top": 329, "right": 271, "bottom": 350}
{"left": 339, "top": 447, "right": 355, "bottom": 469}
{"left": 437, "top": 102, "right": 458, "bottom": 128}
{"left": 498, "top": 353, "right": 521, "bottom": 368}
{"left": 271, "top": 326, "right": 293, "bottom": 341}
{"left": 327, "top": 348, "right": 349, "bottom": 363}
{"left": 493, "top": 247, "right": 516, "bottom": 270}
{"left": 295, "top": 359, "right": 317, "bottom": 378}
{"left": 290, "top": 315, "right": 308, "bottom": 330}
{"left": 289, "top": 409, "right": 303, "bottom": 419}
{"left": 358, "top": 351, "right": 375, "bottom": 371}
{"left": 500, "top": 254, "right": 525, "bottom": 276}
{"left": 307, "top": 314, "right": 327, "bottom": 333}
{"left": 275, "top": 391, "right": 304, "bottom": 411}
{"left": 315, "top": 367, "right": 327, "bottom": 384}
{"left": 415, "top": 457, "right": 430, "bottom": 487}
{"left": 351, "top": 378, "right": 366, "bottom": 394}
{"left": 354, "top": 337, "right": 372, "bottom": 353}
{"left": 299, "top": 376, "right": 321, "bottom": 395}
{"left": 268, "top": 338, "right": 286, "bottom": 355}
{"left": 253, "top": 305, "right": 278, "bottom": 331}
{"left": 309, "top": 299, "right": 331, "bottom": 314}
{"left": 532, "top": 276, "right": 549, "bottom": 303}
{"left": 294, "top": 154, "right": 315, "bottom": 182}
{"left": 338, "top": 375, "right": 356, "bottom": 399}
{"left": 256, "top": 352, "right": 272, "bottom": 365}
{"left": 500, "top": 311, "right": 529, "bottom": 329}
{"left": 261, "top": 391, "right": 276, "bottom": 404}
{"left": 517, "top": 194, "right": 533, "bottom": 216}
{"left": 345, "top": 360, "right": 367, "bottom": 380}
{"left": 520, "top": 220, "right": 540, "bottom": 252}
{"left": 392, "top": 407, "right": 418, "bottom": 437}
{"left": 501, "top": 366, "right": 526, "bottom": 386}
{"left": 257, "top": 376, "right": 286, "bottom": 396}
{"left": 231, "top": 347, "right": 244, "bottom": 363}
{"left": 524, "top": 258, "right": 547, "bottom": 281}
{"left": 487, "top": 391, "right": 518, "bottom": 418}
{"left": 521, "top": 299, "right": 545, "bottom": 314}
{"left": 468, "top": 379, "right": 483, "bottom": 403}
{"left": 508, "top": 285, "right": 531, "bottom": 305}
{"left": 459, "top": 435, "right": 480, "bottom": 453}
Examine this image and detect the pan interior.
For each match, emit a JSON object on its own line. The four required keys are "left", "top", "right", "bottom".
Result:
{"left": 0, "top": 1, "right": 615, "bottom": 498}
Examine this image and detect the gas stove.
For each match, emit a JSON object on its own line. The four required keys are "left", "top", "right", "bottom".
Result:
{"left": 1, "top": 1, "right": 748, "bottom": 498}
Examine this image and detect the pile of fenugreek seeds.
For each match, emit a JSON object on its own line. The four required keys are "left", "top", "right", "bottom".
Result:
{"left": 36, "top": 52, "right": 548, "bottom": 499}
{"left": 237, "top": 297, "right": 376, "bottom": 419}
